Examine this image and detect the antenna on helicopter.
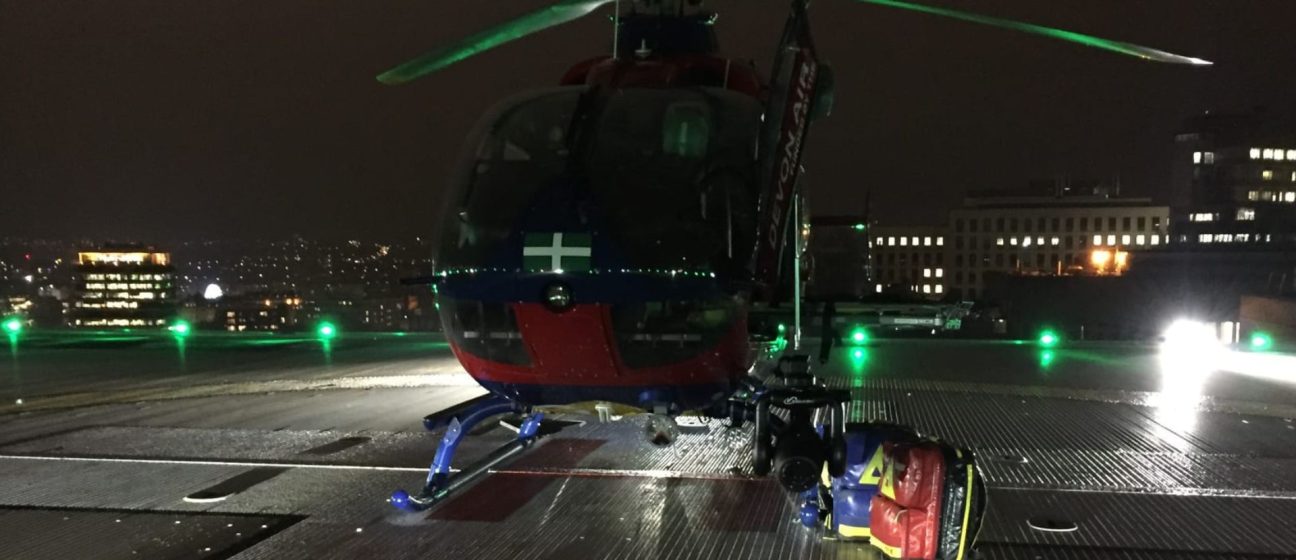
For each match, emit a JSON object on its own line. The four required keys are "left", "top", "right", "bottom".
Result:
{"left": 612, "top": 0, "right": 621, "bottom": 59}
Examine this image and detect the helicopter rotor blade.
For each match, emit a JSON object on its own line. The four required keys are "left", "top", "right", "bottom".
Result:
{"left": 378, "top": 0, "right": 616, "bottom": 85}
{"left": 856, "top": 0, "right": 1212, "bottom": 66}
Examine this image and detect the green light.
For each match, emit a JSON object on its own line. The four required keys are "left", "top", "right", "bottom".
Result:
{"left": 1249, "top": 332, "right": 1274, "bottom": 351}
{"left": 168, "top": 321, "right": 191, "bottom": 337}
{"left": 777, "top": 323, "right": 787, "bottom": 334}
{"left": 858, "top": 0, "right": 1212, "bottom": 66}
{"left": 317, "top": 322, "right": 337, "bottom": 339}
{"left": 2, "top": 318, "right": 22, "bottom": 335}
{"left": 1038, "top": 329, "right": 1060, "bottom": 347}
{"left": 848, "top": 347, "right": 870, "bottom": 385}
{"left": 1039, "top": 349, "right": 1056, "bottom": 369}
{"left": 849, "top": 326, "right": 869, "bottom": 345}
{"left": 852, "top": 223, "right": 866, "bottom": 231}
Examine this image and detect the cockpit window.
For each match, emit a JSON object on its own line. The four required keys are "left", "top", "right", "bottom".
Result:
{"left": 438, "top": 88, "right": 582, "bottom": 269}
{"left": 437, "top": 86, "right": 761, "bottom": 273}
{"left": 662, "top": 101, "right": 710, "bottom": 158}
{"left": 587, "top": 88, "right": 762, "bottom": 271}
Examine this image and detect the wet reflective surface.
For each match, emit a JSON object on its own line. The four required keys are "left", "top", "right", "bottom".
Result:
{"left": 2, "top": 336, "right": 1296, "bottom": 558}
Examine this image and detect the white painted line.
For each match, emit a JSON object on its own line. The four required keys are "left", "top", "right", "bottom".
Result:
{"left": 181, "top": 494, "right": 230, "bottom": 504}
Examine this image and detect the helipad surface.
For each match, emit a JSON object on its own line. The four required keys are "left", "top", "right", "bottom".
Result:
{"left": 2, "top": 335, "right": 1295, "bottom": 559}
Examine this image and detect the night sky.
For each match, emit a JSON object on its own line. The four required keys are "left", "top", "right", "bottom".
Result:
{"left": 3, "top": 0, "right": 1295, "bottom": 241}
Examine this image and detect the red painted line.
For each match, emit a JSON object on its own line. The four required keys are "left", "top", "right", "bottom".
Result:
{"left": 426, "top": 439, "right": 607, "bottom": 523}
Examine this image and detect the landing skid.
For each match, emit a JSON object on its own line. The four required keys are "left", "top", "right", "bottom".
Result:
{"left": 390, "top": 397, "right": 550, "bottom": 512}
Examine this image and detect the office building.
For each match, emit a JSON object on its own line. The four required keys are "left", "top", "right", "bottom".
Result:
{"left": 1169, "top": 110, "right": 1296, "bottom": 247}
{"left": 72, "top": 247, "right": 176, "bottom": 327}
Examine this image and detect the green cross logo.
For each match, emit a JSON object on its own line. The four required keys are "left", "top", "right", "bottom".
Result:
{"left": 523, "top": 232, "right": 592, "bottom": 272}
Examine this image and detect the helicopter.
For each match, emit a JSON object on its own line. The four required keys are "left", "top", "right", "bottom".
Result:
{"left": 382, "top": 0, "right": 1209, "bottom": 523}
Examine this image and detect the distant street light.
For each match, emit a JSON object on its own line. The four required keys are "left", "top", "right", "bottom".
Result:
{"left": 203, "top": 283, "right": 224, "bottom": 300}
{"left": 2, "top": 318, "right": 22, "bottom": 335}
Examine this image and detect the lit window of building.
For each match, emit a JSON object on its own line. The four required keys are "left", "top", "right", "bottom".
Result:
{"left": 1136, "top": 235, "right": 1146, "bottom": 245}
{"left": 1250, "top": 148, "right": 1262, "bottom": 159}
{"left": 923, "top": 268, "right": 932, "bottom": 278}
{"left": 1121, "top": 235, "right": 1132, "bottom": 245}
{"left": 1263, "top": 148, "right": 1274, "bottom": 160}
{"left": 1010, "top": 238, "right": 1019, "bottom": 246}
{"left": 935, "top": 285, "right": 944, "bottom": 294}
{"left": 1248, "top": 191, "right": 1260, "bottom": 201}
{"left": 1190, "top": 213, "right": 1215, "bottom": 222}
{"left": 1092, "top": 234, "right": 1103, "bottom": 246}
{"left": 899, "top": 237, "right": 908, "bottom": 246}
{"left": 911, "top": 237, "right": 920, "bottom": 246}
{"left": 996, "top": 238, "right": 1005, "bottom": 246}
{"left": 1287, "top": 192, "right": 1296, "bottom": 203}
{"left": 1193, "top": 151, "right": 1202, "bottom": 164}
{"left": 876, "top": 284, "right": 883, "bottom": 293}
{"left": 923, "top": 236, "right": 932, "bottom": 246}
{"left": 935, "top": 268, "right": 944, "bottom": 278}
{"left": 1263, "top": 170, "right": 1274, "bottom": 181}
{"left": 1151, "top": 234, "right": 1160, "bottom": 245}
{"left": 936, "top": 237, "right": 944, "bottom": 246}
{"left": 1203, "top": 152, "right": 1215, "bottom": 164}
{"left": 1199, "top": 234, "right": 1213, "bottom": 243}
{"left": 887, "top": 237, "right": 895, "bottom": 246}
{"left": 1107, "top": 235, "right": 1117, "bottom": 246}
{"left": 1288, "top": 150, "right": 1296, "bottom": 161}
{"left": 922, "top": 284, "right": 932, "bottom": 294}
{"left": 1237, "top": 208, "right": 1256, "bottom": 221}
{"left": 876, "top": 237, "right": 883, "bottom": 246}
{"left": 1236, "top": 234, "right": 1250, "bottom": 242}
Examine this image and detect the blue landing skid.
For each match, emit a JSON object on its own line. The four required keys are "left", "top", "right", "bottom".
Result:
{"left": 391, "top": 397, "right": 544, "bottom": 512}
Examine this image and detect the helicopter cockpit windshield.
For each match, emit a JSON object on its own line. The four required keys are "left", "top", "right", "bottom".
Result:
{"left": 439, "top": 86, "right": 761, "bottom": 274}
{"left": 587, "top": 88, "right": 762, "bottom": 271}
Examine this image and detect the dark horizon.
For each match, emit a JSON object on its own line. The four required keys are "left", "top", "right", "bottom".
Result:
{"left": 3, "top": 0, "right": 1295, "bottom": 241}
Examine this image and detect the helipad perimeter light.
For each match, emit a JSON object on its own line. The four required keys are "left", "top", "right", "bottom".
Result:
{"left": 317, "top": 322, "right": 338, "bottom": 339}
{"left": 3, "top": 318, "right": 22, "bottom": 335}
{"left": 1249, "top": 332, "right": 1274, "bottom": 351}
{"left": 849, "top": 326, "right": 869, "bottom": 345}
{"left": 1037, "top": 329, "right": 1060, "bottom": 347}
{"left": 168, "top": 320, "right": 191, "bottom": 337}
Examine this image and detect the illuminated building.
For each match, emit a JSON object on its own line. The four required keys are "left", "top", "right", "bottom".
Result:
{"left": 72, "top": 247, "right": 176, "bottom": 328}
{"left": 946, "top": 186, "right": 1167, "bottom": 299}
{"left": 1170, "top": 110, "right": 1296, "bottom": 247}
{"left": 871, "top": 184, "right": 1168, "bottom": 301}
{"left": 220, "top": 294, "right": 303, "bottom": 332}
{"left": 869, "top": 225, "right": 947, "bottom": 300}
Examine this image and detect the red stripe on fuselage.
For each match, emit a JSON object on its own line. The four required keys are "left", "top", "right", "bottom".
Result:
{"left": 449, "top": 303, "right": 749, "bottom": 387}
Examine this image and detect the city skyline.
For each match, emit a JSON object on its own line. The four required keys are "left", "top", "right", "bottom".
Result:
{"left": 3, "top": 1, "right": 1296, "bottom": 240}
